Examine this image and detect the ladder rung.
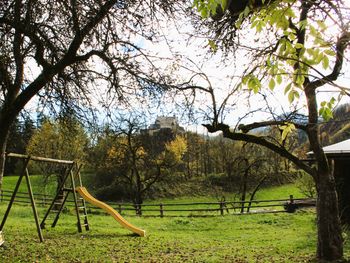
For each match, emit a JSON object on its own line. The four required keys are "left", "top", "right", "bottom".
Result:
{"left": 63, "top": 188, "right": 73, "bottom": 192}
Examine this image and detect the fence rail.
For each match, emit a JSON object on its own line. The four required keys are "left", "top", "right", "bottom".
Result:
{"left": 0, "top": 189, "right": 316, "bottom": 217}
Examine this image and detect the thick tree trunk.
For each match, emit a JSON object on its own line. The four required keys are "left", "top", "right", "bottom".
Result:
{"left": 0, "top": 113, "right": 13, "bottom": 191}
{"left": 305, "top": 85, "right": 343, "bottom": 261}
{"left": 316, "top": 169, "right": 343, "bottom": 260}
{"left": 0, "top": 138, "right": 7, "bottom": 191}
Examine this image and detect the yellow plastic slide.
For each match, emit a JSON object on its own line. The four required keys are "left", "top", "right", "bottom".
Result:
{"left": 75, "top": 186, "right": 145, "bottom": 237}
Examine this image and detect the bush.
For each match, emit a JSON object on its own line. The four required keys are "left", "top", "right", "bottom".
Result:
{"left": 295, "top": 171, "right": 316, "bottom": 198}
{"left": 94, "top": 183, "right": 131, "bottom": 202}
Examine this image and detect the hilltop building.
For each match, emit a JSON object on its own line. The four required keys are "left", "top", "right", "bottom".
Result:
{"left": 146, "top": 116, "right": 185, "bottom": 135}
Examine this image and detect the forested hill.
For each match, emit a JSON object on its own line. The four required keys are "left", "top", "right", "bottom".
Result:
{"left": 320, "top": 103, "right": 350, "bottom": 146}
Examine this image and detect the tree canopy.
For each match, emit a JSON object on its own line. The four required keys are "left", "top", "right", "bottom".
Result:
{"left": 190, "top": 0, "right": 350, "bottom": 261}
{"left": 0, "top": 0, "right": 188, "bottom": 188}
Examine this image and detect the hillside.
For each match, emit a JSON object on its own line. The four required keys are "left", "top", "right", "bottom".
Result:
{"left": 320, "top": 103, "right": 350, "bottom": 146}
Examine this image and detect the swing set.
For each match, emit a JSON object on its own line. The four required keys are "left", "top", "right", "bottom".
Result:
{"left": 0, "top": 153, "right": 145, "bottom": 245}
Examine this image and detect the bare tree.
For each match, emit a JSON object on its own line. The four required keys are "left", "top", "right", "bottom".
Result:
{"left": 92, "top": 114, "right": 187, "bottom": 213}
{"left": 0, "top": 0, "right": 188, "bottom": 189}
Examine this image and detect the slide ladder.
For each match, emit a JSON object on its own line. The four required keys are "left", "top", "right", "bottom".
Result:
{"left": 75, "top": 187, "right": 145, "bottom": 237}
{"left": 40, "top": 164, "right": 89, "bottom": 232}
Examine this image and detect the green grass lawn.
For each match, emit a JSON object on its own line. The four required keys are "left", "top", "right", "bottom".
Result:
{"left": 0, "top": 204, "right": 349, "bottom": 262}
{"left": 1, "top": 177, "right": 349, "bottom": 262}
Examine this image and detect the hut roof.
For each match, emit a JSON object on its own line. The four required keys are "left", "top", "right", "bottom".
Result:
{"left": 308, "top": 139, "right": 350, "bottom": 158}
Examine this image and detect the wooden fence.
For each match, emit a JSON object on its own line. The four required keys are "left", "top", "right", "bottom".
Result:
{"left": 0, "top": 189, "right": 315, "bottom": 217}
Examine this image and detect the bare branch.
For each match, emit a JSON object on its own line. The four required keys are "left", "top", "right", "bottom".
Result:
{"left": 238, "top": 120, "right": 307, "bottom": 133}
{"left": 203, "top": 122, "right": 316, "bottom": 177}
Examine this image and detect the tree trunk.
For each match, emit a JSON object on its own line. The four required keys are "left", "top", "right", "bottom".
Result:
{"left": 316, "top": 169, "right": 343, "bottom": 261}
{"left": 134, "top": 192, "right": 143, "bottom": 216}
{"left": 240, "top": 168, "right": 248, "bottom": 213}
{"left": 0, "top": 137, "right": 7, "bottom": 191}
{"left": 247, "top": 175, "right": 268, "bottom": 213}
{"left": 305, "top": 84, "right": 343, "bottom": 261}
{"left": 0, "top": 113, "right": 13, "bottom": 191}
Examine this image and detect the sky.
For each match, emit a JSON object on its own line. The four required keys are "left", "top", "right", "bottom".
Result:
{"left": 24, "top": 1, "right": 350, "bottom": 133}
{"left": 138, "top": 4, "right": 350, "bottom": 132}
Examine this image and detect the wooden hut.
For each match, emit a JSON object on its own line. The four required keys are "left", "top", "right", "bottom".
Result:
{"left": 308, "top": 139, "right": 350, "bottom": 224}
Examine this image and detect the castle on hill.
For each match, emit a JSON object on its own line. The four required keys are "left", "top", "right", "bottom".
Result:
{"left": 146, "top": 116, "right": 185, "bottom": 135}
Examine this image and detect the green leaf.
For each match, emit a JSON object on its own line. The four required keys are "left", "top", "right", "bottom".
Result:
{"left": 322, "top": 55, "right": 329, "bottom": 69}
{"left": 324, "top": 49, "right": 336, "bottom": 56}
{"left": 288, "top": 90, "right": 299, "bottom": 103}
{"left": 242, "top": 75, "right": 249, "bottom": 85}
{"left": 268, "top": 78, "right": 276, "bottom": 90}
{"left": 248, "top": 77, "right": 261, "bottom": 93}
{"left": 295, "top": 73, "right": 305, "bottom": 87}
{"left": 319, "top": 107, "right": 333, "bottom": 121}
{"left": 316, "top": 20, "right": 327, "bottom": 31}
{"left": 280, "top": 123, "right": 295, "bottom": 142}
{"left": 295, "top": 43, "right": 304, "bottom": 49}
{"left": 243, "top": 6, "right": 250, "bottom": 17}
{"left": 208, "top": 39, "right": 217, "bottom": 52}
{"left": 276, "top": 74, "right": 283, "bottom": 84}
{"left": 201, "top": 8, "right": 208, "bottom": 18}
{"left": 319, "top": 98, "right": 336, "bottom": 121}
{"left": 221, "top": 0, "right": 228, "bottom": 11}
{"left": 284, "top": 83, "right": 292, "bottom": 95}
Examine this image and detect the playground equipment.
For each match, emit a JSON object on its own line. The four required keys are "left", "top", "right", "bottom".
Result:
{"left": 76, "top": 187, "right": 145, "bottom": 237}
{"left": 0, "top": 153, "right": 145, "bottom": 244}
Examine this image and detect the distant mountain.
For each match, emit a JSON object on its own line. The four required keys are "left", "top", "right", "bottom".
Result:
{"left": 320, "top": 103, "right": 350, "bottom": 146}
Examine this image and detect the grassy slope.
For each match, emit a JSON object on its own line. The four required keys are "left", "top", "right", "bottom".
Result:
{"left": 2, "top": 175, "right": 57, "bottom": 195}
{"left": 1, "top": 177, "right": 349, "bottom": 262}
{"left": 0, "top": 199, "right": 349, "bottom": 261}
{"left": 0, "top": 205, "right": 328, "bottom": 262}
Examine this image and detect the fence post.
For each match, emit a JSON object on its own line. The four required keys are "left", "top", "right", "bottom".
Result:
{"left": 136, "top": 204, "right": 142, "bottom": 216}
{"left": 220, "top": 201, "right": 224, "bottom": 216}
{"left": 160, "top": 203, "right": 164, "bottom": 218}
{"left": 290, "top": 195, "right": 294, "bottom": 204}
{"left": 118, "top": 204, "right": 122, "bottom": 214}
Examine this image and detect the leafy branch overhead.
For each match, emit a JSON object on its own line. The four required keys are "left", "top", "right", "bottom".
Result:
{"left": 196, "top": 0, "right": 350, "bottom": 121}
{"left": 194, "top": 0, "right": 349, "bottom": 260}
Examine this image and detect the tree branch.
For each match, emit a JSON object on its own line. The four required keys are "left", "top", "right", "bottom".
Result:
{"left": 238, "top": 120, "right": 307, "bottom": 133}
{"left": 203, "top": 122, "right": 316, "bottom": 177}
{"left": 309, "top": 31, "right": 350, "bottom": 89}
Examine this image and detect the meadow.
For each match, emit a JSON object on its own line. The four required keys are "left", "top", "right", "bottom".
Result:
{"left": 0, "top": 176, "right": 349, "bottom": 262}
{"left": 0, "top": 206, "right": 324, "bottom": 262}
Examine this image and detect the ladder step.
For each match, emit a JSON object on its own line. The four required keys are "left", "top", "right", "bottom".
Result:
{"left": 63, "top": 188, "right": 73, "bottom": 192}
